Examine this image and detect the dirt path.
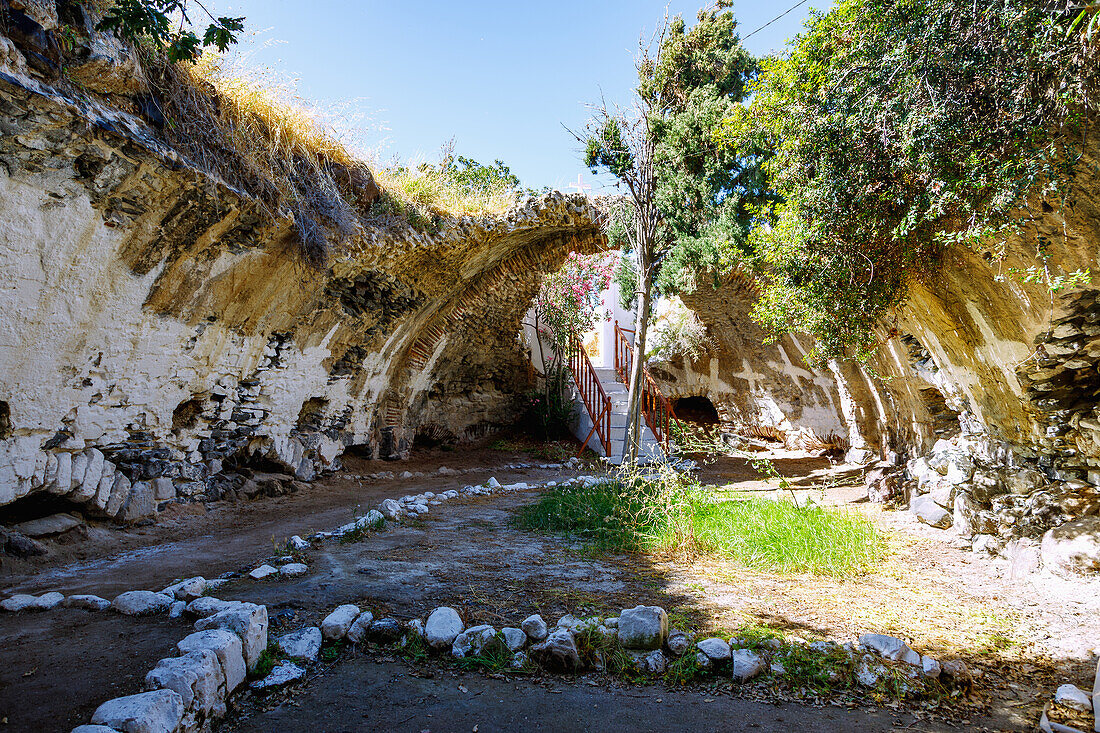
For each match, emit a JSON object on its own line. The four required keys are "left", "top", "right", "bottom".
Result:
{"left": 2, "top": 448, "right": 1097, "bottom": 732}
{"left": 0, "top": 448, "right": 562, "bottom": 598}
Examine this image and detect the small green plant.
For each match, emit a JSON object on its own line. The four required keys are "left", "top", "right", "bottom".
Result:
{"left": 664, "top": 647, "right": 706, "bottom": 684}
{"left": 399, "top": 631, "right": 431, "bottom": 663}
{"left": 251, "top": 642, "right": 282, "bottom": 678}
{"left": 573, "top": 626, "right": 637, "bottom": 678}
{"left": 453, "top": 637, "right": 516, "bottom": 673}
{"left": 319, "top": 640, "right": 344, "bottom": 662}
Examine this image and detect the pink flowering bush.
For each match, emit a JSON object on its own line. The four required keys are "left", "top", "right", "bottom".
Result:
{"left": 527, "top": 252, "right": 616, "bottom": 437}
{"left": 533, "top": 252, "right": 616, "bottom": 357}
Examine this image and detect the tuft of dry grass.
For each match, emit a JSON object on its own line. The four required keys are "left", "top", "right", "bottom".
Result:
{"left": 372, "top": 163, "right": 518, "bottom": 222}
{"left": 143, "top": 51, "right": 372, "bottom": 265}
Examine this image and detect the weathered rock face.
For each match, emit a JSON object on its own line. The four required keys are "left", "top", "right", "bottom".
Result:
{"left": 654, "top": 131, "right": 1100, "bottom": 555}
{"left": 0, "top": 23, "right": 603, "bottom": 517}
{"left": 648, "top": 274, "right": 849, "bottom": 444}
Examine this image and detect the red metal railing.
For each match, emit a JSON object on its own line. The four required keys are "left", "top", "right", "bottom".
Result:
{"left": 613, "top": 321, "right": 677, "bottom": 449}
{"left": 565, "top": 337, "right": 612, "bottom": 457}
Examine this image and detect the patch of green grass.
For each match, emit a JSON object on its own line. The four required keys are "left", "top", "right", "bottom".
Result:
{"left": 398, "top": 631, "right": 431, "bottom": 663}
{"left": 574, "top": 626, "right": 638, "bottom": 678}
{"left": 692, "top": 498, "right": 885, "bottom": 577}
{"left": 664, "top": 648, "right": 704, "bottom": 684}
{"left": 453, "top": 637, "right": 517, "bottom": 673}
{"left": 514, "top": 469, "right": 885, "bottom": 577}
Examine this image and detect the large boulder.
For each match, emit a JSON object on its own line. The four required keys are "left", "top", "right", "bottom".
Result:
{"left": 1041, "top": 517, "right": 1100, "bottom": 575}
{"left": 90, "top": 689, "right": 184, "bottom": 733}
{"left": 617, "top": 605, "right": 668, "bottom": 650}
{"left": 425, "top": 607, "right": 464, "bottom": 649}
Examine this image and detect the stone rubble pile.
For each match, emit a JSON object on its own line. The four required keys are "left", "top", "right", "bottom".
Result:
{"left": 865, "top": 435, "right": 1100, "bottom": 574}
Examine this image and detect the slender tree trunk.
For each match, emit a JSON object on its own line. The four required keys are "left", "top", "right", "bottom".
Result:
{"left": 622, "top": 257, "right": 654, "bottom": 465}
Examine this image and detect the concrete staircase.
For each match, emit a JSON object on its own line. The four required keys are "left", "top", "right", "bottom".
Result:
{"left": 570, "top": 367, "right": 665, "bottom": 464}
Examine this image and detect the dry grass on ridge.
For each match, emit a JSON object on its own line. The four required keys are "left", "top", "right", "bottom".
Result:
{"left": 138, "top": 50, "right": 517, "bottom": 263}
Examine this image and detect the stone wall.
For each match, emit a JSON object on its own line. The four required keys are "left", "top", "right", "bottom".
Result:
{"left": 0, "top": 17, "right": 604, "bottom": 520}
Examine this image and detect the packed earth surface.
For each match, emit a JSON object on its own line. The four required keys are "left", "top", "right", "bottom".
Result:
{"left": 3, "top": 447, "right": 1098, "bottom": 732}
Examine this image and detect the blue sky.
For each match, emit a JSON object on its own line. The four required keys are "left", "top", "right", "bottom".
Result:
{"left": 205, "top": 1, "right": 830, "bottom": 192}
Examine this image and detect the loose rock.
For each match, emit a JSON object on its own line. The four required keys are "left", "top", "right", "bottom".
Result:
{"left": 251, "top": 661, "right": 306, "bottom": 690}
{"left": 112, "top": 590, "right": 173, "bottom": 616}
{"left": 731, "top": 649, "right": 765, "bottom": 682}
{"left": 345, "top": 611, "right": 375, "bottom": 643}
{"left": 321, "top": 604, "right": 361, "bottom": 641}
{"left": 278, "top": 562, "right": 308, "bottom": 577}
{"left": 502, "top": 627, "right": 527, "bottom": 652}
{"left": 1055, "top": 684, "right": 1093, "bottom": 713}
{"left": 634, "top": 649, "right": 666, "bottom": 674}
{"left": 617, "top": 605, "right": 668, "bottom": 650}
{"left": 368, "top": 617, "right": 403, "bottom": 643}
{"left": 697, "top": 637, "right": 731, "bottom": 662}
{"left": 278, "top": 627, "right": 322, "bottom": 661}
{"left": 162, "top": 577, "right": 206, "bottom": 602}
{"left": 185, "top": 597, "right": 241, "bottom": 619}
{"left": 425, "top": 606, "right": 464, "bottom": 649}
{"left": 63, "top": 594, "right": 111, "bottom": 611}
{"left": 248, "top": 564, "right": 278, "bottom": 580}
{"left": 531, "top": 628, "right": 580, "bottom": 671}
{"left": 521, "top": 614, "right": 548, "bottom": 642}
{"left": 667, "top": 632, "right": 691, "bottom": 657}
{"left": 860, "top": 633, "right": 922, "bottom": 666}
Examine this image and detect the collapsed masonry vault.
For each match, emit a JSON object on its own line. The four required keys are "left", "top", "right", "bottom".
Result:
{"left": 0, "top": 19, "right": 604, "bottom": 519}
{"left": 1, "top": 3, "right": 1099, "bottom": 563}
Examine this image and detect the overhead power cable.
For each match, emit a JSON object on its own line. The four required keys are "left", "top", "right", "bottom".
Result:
{"left": 741, "top": 0, "right": 812, "bottom": 41}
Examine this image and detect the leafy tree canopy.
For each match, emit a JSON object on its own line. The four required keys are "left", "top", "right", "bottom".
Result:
{"left": 734, "top": 0, "right": 1097, "bottom": 361}
{"left": 93, "top": 0, "right": 244, "bottom": 63}
{"left": 584, "top": 2, "right": 765, "bottom": 298}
